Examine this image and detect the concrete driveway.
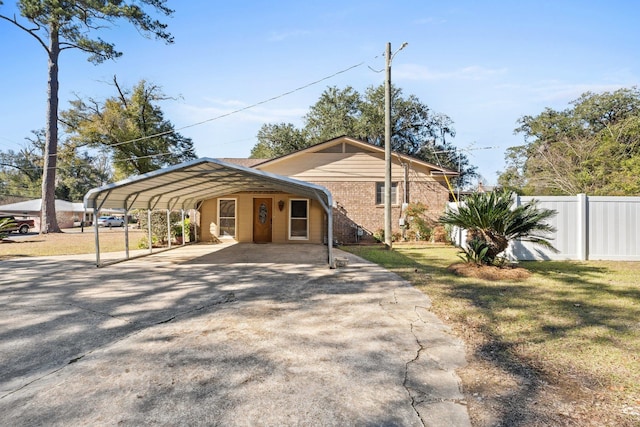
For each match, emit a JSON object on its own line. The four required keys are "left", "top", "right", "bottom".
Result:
{"left": 0, "top": 243, "right": 470, "bottom": 426}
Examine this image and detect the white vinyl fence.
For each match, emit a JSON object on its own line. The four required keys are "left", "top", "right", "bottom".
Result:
{"left": 449, "top": 194, "right": 640, "bottom": 261}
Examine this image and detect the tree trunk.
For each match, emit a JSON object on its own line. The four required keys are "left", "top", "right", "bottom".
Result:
{"left": 41, "top": 23, "right": 61, "bottom": 233}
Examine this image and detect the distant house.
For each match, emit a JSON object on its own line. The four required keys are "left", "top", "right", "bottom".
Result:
{"left": 201, "top": 136, "right": 457, "bottom": 244}
{"left": 0, "top": 199, "right": 92, "bottom": 231}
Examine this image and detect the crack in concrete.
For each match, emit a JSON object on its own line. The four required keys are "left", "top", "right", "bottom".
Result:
{"left": 63, "top": 302, "right": 136, "bottom": 324}
{"left": 404, "top": 319, "right": 427, "bottom": 427}
{"left": 0, "top": 292, "right": 237, "bottom": 400}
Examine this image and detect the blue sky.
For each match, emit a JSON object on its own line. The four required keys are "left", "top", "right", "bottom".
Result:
{"left": 1, "top": 1, "right": 639, "bottom": 185}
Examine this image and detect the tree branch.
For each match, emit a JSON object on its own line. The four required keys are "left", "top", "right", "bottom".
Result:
{"left": 0, "top": 13, "right": 49, "bottom": 54}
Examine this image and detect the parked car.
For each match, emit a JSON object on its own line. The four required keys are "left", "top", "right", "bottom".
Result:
{"left": 0, "top": 215, "right": 34, "bottom": 234}
{"left": 97, "top": 216, "right": 124, "bottom": 227}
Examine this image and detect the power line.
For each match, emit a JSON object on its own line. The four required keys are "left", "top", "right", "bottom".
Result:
{"left": 3, "top": 57, "right": 374, "bottom": 167}
{"left": 108, "top": 60, "right": 367, "bottom": 148}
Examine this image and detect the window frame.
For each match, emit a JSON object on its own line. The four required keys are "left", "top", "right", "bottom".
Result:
{"left": 288, "top": 198, "right": 309, "bottom": 240}
{"left": 375, "top": 182, "right": 398, "bottom": 205}
{"left": 217, "top": 198, "right": 237, "bottom": 238}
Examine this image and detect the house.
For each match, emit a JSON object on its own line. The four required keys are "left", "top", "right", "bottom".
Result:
{"left": 201, "top": 136, "right": 457, "bottom": 244}
{"left": 0, "top": 199, "right": 92, "bottom": 231}
{"left": 0, "top": 199, "right": 124, "bottom": 231}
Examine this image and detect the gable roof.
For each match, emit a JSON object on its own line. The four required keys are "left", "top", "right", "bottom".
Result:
{"left": 253, "top": 136, "right": 458, "bottom": 176}
{"left": 84, "top": 157, "right": 332, "bottom": 211}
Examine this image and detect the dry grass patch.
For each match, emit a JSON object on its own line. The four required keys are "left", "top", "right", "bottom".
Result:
{"left": 0, "top": 228, "right": 147, "bottom": 259}
{"left": 343, "top": 243, "right": 640, "bottom": 427}
{"left": 447, "top": 262, "right": 531, "bottom": 280}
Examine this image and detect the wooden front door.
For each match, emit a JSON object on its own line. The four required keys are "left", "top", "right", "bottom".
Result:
{"left": 253, "top": 198, "right": 272, "bottom": 243}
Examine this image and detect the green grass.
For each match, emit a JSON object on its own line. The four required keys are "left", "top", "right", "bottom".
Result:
{"left": 343, "top": 243, "right": 640, "bottom": 425}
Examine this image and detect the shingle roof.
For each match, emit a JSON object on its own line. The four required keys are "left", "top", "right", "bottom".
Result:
{"left": 217, "top": 158, "right": 268, "bottom": 168}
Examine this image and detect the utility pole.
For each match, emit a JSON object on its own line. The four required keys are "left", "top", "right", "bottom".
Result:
{"left": 384, "top": 42, "right": 407, "bottom": 249}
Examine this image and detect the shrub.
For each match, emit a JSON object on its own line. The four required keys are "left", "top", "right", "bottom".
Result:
{"left": 138, "top": 210, "right": 182, "bottom": 244}
{"left": 458, "top": 238, "right": 491, "bottom": 265}
{"left": 137, "top": 234, "right": 159, "bottom": 249}
{"left": 373, "top": 228, "right": 384, "bottom": 243}
{"left": 373, "top": 228, "right": 401, "bottom": 243}
{"left": 404, "top": 202, "right": 435, "bottom": 241}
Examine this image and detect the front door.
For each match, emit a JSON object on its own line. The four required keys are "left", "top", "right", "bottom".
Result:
{"left": 253, "top": 198, "right": 272, "bottom": 243}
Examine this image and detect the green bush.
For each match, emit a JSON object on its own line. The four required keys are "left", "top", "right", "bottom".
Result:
{"left": 137, "top": 210, "right": 182, "bottom": 244}
{"left": 404, "top": 202, "right": 435, "bottom": 241}
{"left": 137, "top": 234, "right": 159, "bottom": 249}
{"left": 373, "top": 228, "right": 401, "bottom": 243}
{"left": 458, "top": 238, "right": 491, "bottom": 265}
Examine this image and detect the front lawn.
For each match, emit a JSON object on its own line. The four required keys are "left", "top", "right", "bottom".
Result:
{"left": 343, "top": 244, "right": 640, "bottom": 427}
{"left": 0, "top": 228, "right": 147, "bottom": 259}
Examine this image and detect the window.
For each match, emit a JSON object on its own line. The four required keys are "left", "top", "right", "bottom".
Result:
{"left": 376, "top": 182, "right": 398, "bottom": 205}
{"left": 218, "top": 199, "right": 236, "bottom": 238}
{"left": 289, "top": 199, "right": 309, "bottom": 240}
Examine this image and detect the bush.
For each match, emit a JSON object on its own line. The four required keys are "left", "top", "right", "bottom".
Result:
{"left": 404, "top": 202, "right": 435, "bottom": 241}
{"left": 373, "top": 228, "right": 384, "bottom": 243}
{"left": 138, "top": 210, "right": 182, "bottom": 244}
{"left": 137, "top": 234, "right": 159, "bottom": 249}
{"left": 432, "top": 225, "right": 449, "bottom": 243}
{"left": 458, "top": 238, "right": 492, "bottom": 265}
{"left": 373, "top": 228, "right": 401, "bottom": 243}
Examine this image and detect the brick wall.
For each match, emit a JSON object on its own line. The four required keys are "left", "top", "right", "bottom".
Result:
{"left": 313, "top": 179, "right": 450, "bottom": 244}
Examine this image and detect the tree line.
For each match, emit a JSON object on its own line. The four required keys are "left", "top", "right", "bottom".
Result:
{"left": 499, "top": 87, "right": 640, "bottom": 196}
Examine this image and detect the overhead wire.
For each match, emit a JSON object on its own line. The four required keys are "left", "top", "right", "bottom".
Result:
{"left": 2, "top": 55, "right": 376, "bottom": 172}
{"left": 108, "top": 60, "right": 368, "bottom": 148}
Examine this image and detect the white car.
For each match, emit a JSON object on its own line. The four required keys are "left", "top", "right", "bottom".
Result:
{"left": 97, "top": 216, "right": 124, "bottom": 227}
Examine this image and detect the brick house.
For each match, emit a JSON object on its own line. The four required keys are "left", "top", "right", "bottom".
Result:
{"left": 201, "top": 136, "right": 457, "bottom": 244}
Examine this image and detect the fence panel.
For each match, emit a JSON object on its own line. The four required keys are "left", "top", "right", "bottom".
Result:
{"left": 449, "top": 194, "right": 640, "bottom": 261}
{"left": 587, "top": 197, "right": 640, "bottom": 260}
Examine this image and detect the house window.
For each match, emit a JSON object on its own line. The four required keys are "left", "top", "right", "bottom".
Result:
{"left": 289, "top": 199, "right": 309, "bottom": 240}
{"left": 218, "top": 199, "right": 236, "bottom": 238}
{"left": 376, "top": 182, "right": 398, "bottom": 205}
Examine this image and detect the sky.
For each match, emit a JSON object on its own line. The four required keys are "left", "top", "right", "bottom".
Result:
{"left": 1, "top": 0, "right": 639, "bottom": 185}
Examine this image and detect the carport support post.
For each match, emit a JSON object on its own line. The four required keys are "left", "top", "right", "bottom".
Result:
{"left": 147, "top": 209, "right": 153, "bottom": 255}
{"left": 167, "top": 209, "right": 171, "bottom": 248}
{"left": 124, "top": 210, "right": 130, "bottom": 259}
{"left": 93, "top": 207, "right": 100, "bottom": 266}
{"left": 181, "top": 209, "right": 186, "bottom": 245}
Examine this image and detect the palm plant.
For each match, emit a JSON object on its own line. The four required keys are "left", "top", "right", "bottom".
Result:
{"left": 439, "top": 189, "right": 557, "bottom": 264}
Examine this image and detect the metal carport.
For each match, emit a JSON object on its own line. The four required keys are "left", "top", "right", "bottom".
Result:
{"left": 84, "top": 157, "right": 334, "bottom": 267}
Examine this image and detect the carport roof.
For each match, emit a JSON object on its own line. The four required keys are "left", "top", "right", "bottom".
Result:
{"left": 84, "top": 157, "right": 333, "bottom": 211}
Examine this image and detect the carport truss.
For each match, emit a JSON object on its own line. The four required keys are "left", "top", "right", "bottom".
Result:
{"left": 84, "top": 158, "right": 334, "bottom": 267}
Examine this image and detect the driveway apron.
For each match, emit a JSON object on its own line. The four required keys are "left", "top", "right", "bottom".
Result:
{"left": 0, "top": 243, "right": 470, "bottom": 426}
